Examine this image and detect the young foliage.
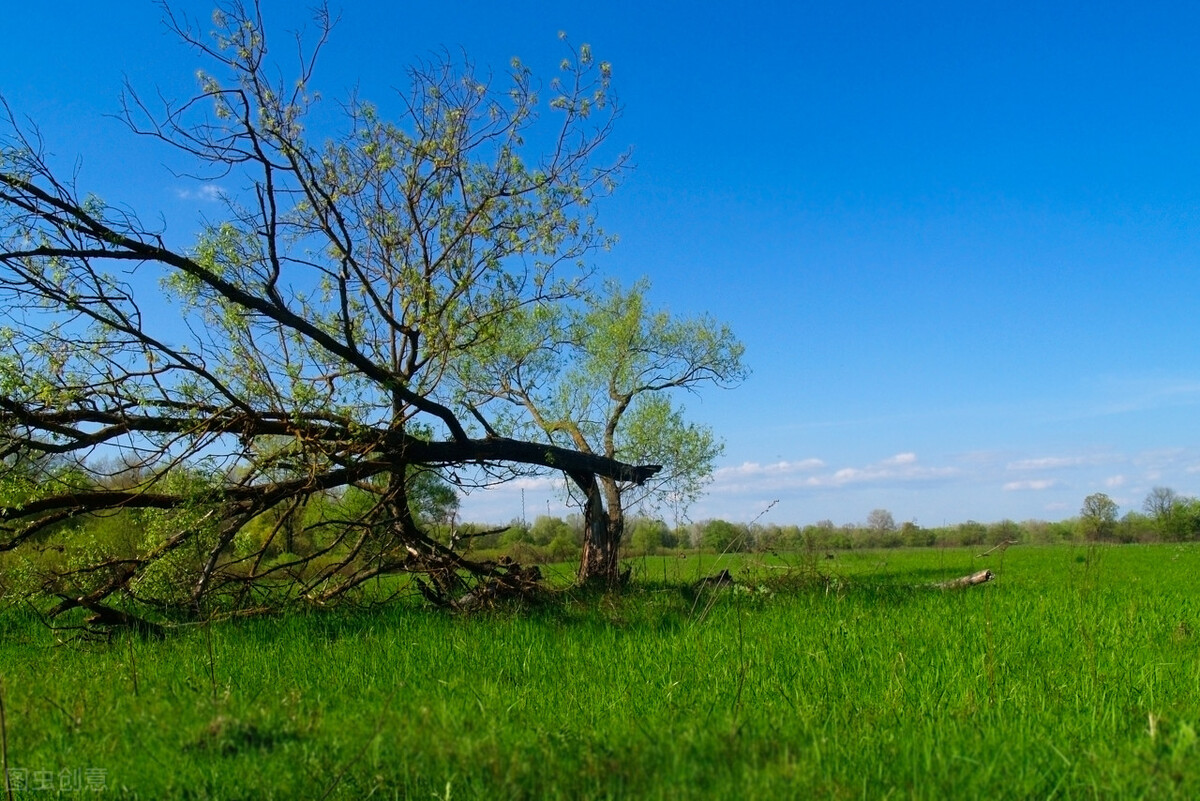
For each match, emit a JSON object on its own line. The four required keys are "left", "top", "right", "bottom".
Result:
{"left": 461, "top": 277, "right": 747, "bottom": 583}
{"left": 0, "top": 1, "right": 659, "bottom": 624}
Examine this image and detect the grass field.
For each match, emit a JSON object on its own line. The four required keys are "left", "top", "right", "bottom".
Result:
{"left": 2, "top": 543, "right": 1198, "bottom": 798}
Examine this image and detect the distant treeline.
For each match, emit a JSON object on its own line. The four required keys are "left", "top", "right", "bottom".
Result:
{"left": 453, "top": 488, "right": 1200, "bottom": 563}
{"left": 7, "top": 480, "right": 1195, "bottom": 602}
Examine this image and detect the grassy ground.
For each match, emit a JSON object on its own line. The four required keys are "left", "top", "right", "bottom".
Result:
{"left": 1, "top": 543, "right": 1198, "bottom": 798}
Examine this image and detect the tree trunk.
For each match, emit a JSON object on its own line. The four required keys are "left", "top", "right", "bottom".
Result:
{"left": 570, "top": 472, "right": 625, "bottom": 586}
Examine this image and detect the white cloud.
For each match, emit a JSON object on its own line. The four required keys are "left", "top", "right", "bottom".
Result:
{"left": 1003, "top": 479, "right": 1059, "bottom": 491}
{"left": 1007, "top": 456, "right": 1090, "bottom": 471}
{"left": 458, "top": 444, "right": 1200, "bottom": 527}
{"left": 716, "top": 459, "right": 825, "bottom": 478}
{"left": 820, "top": 454, "right": 955, "bottom": 487}
{"left": 708, "top": 452, "right": 956, "bottom": 495}
{"left": 175, "top": 184, "right": 224, "bottom": 202}
{"left": 708, "top": 458, "right": 828, "bottom": 495}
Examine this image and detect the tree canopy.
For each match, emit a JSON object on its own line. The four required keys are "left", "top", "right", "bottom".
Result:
{"left": 459, "top": 276, "right": 747, "bottom": 582}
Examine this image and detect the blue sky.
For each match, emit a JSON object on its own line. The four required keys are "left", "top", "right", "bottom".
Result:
{"left": 4, "top": 1, "right": 1200, "bottom": 527}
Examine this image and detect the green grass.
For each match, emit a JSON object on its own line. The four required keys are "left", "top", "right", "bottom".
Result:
{"left": 2, "top": 544, "right": 1199, "bottom": 798}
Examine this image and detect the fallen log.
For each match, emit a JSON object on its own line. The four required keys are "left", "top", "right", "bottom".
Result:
{"left": 936, "top": 569, "right": 994, "bottom": 590}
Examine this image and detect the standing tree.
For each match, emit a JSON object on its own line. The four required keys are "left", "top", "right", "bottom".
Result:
{"left": 461, "top": 278, "right": 746, "bottom": 584}
{"left": 866, "top": 508, "right": 896, "bottom": 535}
{"left": 1142, "top": 486, "right": 1179, "bottom": 525}
{"left": 1080, "top": 493, "right": 1119, "bottom": 541}
{"left": 0, "top": 2, "right": 661, "bottom": 625}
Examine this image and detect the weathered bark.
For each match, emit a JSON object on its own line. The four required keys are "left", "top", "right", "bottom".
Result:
{"left": 410, "top": 437, "right": 661, "bottom": 487}
{"left": 570, "top": 471, "right": 627, "bottom": 586}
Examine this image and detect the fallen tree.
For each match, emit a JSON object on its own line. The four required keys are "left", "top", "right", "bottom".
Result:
{"left": 0, "top": 1, "right": 658, "bottom": 628}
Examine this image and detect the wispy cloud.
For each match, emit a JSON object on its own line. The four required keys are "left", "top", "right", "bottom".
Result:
{"left": 810, "top": 452, "right": 958, "bottom": 488}
{"left": 716, "top": 459, "right": 825, "bottom": 478}
{"left": 1094, "top": 378, "right": 1200, "bottom": 416}
{"left": 1038, "top": 377, "right": 1200, "bottom": 424}
{"left": 1007, "top": 455, "right": 1095, "bottom": 471}
{"left": 455, "top": 445, "right": 1200, "bottom": 527}
{"left": 1133, "top": 448, "right": 1188, "bottom": 470}
{"left": 175, "top": 184, "right": 224, "bottom": 202}
{"left": 709, "top": 459, "right": 826, "bottom": 494}
{"left": 1003, "top": 479, "right": 1060, "bottom": 491}
{"left": 709, "top": 453, "right": 956, "bottom": 494}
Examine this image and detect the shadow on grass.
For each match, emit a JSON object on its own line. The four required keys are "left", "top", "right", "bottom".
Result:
{"left": 1, "top": 557, "right": 1003, "bottom": 651}
{"left": 184, "top": 713, "right": 308, "bottom": 757}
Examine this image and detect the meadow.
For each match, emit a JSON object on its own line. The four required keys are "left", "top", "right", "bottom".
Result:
{"left": 1, "top": 543, "right": 1198, "bottom": 799}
